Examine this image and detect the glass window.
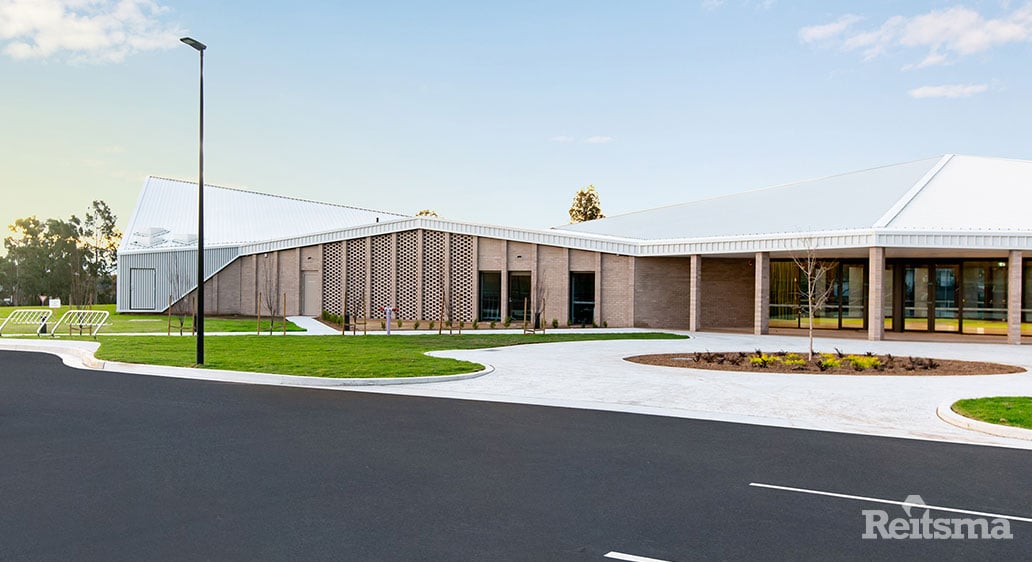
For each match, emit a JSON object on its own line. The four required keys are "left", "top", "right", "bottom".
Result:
{"left": 569, "top": 272, "right": 595, "bottom": 325}
{"left": 478, "top": 272, "right": 501, "bottom": 321}
{"left": 769, "top": 261, "right": 798, "bottom": 328}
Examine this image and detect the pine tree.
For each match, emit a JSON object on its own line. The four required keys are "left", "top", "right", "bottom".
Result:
{"left": 568, "top": 185, "right": 604, "bottom": 223}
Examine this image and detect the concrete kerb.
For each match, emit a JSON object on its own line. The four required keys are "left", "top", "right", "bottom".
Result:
{"left": 101, "top": 360, "right": 495, "bottom": 387}
{"left": 937, "top": 399, "right": 1032, "bottom": 442}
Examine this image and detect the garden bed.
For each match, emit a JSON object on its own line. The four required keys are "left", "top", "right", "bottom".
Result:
{"left": 625, "top": 350, "right": 1024, "bottom": 376}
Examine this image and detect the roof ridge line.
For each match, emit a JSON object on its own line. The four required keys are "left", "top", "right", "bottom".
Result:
{"left": 557, "top": 155, "right": 947, "bottom": 227}
{"left": 872, "top": 154, "right": 953, "bottom": 228}
{"left": 145, "top": 175, "right": 408, "bottom": 218}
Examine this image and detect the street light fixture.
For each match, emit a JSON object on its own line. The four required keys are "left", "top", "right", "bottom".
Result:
{"left": 181, "top": 36, "right": 206, "bottom": 365}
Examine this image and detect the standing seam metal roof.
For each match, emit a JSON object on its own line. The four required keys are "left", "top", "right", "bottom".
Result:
{"left": 120, "top": 176, "right": 407, "bottom": 251}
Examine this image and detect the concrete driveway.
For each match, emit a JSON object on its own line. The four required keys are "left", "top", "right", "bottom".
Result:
{"left": 354, "top": 332, "right": 1032, "bottom": 449}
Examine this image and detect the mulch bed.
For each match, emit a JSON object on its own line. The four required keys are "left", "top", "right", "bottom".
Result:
{"left": 625, "top": 351, "right": 1024, "bottom": 376}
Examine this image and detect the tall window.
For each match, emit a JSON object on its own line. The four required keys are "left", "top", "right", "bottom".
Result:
{"left": 478, "top": 272, "right": 501, "bottom": 321}
{"left": 569, "top": 272, "right": 595, "bottom": 325}
{"left": 508, "top": 272, "right": 531, "bottom": 321}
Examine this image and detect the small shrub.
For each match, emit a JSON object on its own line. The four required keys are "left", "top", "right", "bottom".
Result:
{"left": 413, "top": 320, "right": 421, "bottom": 330}
{"left": 782, "top": 358, "right": 806, "bottom": 368}
{"left": 602, "top": 320, "right": 608, "bottom": 328}
{"left": 817, "top": 356, "right": 841, "bottom": 371}
{"left": 750, "top": 354, "right": 775, "bottom": 368}
{"left": 429, "top": 321, "right": 435, "bottom": 330}
{"left": 503, "top": 316, "right": 512, "bottom": 328}
{"left": 847, "top": 355, "right": 881, "bottom": 371}
{"left": 380, "top": 320, "right": 386, "bottom": 330}
{"left": 397, "top": 318, "right": 403, "bottom": 328}
{"left": 446, "top": 320, "right": 452, "bottom": 328}
{"left": 472, "top": 321, "right": 479, "bottom": 329}
{"left": 552, "top": 318, "right": 559, "bottom": 329}
{"left": 458, "top": 321, "right": 465, "bottom": 329}
{"left": 591, "top": 322, "right": 598, "bottom": 328}
{"left": 489, "top": 321, "right": 496, "bottom": 329}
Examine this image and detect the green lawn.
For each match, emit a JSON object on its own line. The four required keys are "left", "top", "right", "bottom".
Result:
{"left": 94, "top": 332, "right": 688, "bottom": 378}
{"left": 0, "top": 304, "right": 302, "bottom": 335}
{"left": 952, "top": 397, "right": 1032, "bottom": 430}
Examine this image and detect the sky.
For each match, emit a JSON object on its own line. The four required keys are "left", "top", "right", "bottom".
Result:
{"left": 2, "top": 0, "right": 1032, "bottom": 240}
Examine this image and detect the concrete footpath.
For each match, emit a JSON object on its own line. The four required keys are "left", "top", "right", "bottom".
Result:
{"left": 2, "top": 332, "right": 1032, "bottom": 450}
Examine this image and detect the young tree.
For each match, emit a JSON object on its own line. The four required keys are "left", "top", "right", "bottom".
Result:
{"left": 792, "top": 240, "right": 838, "bottom": 361}
{"left": 262, "top": 259, "right": 280, "bottom": 334}
{"left": 568, "top": 185, "right": 605, "bottom": 223}
{"left": 168, "top": 261, "right": 193, "bottom": 335}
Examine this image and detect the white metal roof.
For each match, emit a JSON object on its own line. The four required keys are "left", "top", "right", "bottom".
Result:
{"left": 556, "top": 156, "right": 950, "bottom": 239}
{"left": 119, "top": 155, "right": 1032, "bottom": 259}
{"left": 884, "top": 155, "right": 1032, "bottom": 230}
{"left": 120, "top": 176, "right": 407, "bottom": 251}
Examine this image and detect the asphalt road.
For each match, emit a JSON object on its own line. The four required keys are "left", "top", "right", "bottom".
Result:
{"left": 2, "top": 349, "right": 1031, "bottom": 561}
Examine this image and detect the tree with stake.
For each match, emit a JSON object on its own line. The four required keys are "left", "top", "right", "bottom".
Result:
{"left": 792, "top": 239, "right": 838, "bottom": 361}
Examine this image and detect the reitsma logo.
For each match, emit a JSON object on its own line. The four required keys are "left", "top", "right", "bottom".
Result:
{"left": 862, "top": 495, "right": 1013, "bottom": 540}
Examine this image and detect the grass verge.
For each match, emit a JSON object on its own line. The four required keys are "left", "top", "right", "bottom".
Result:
{"left": 952, "top": 397, "right": 1032, "bottom": 430}
{"left": 95, "top": 332, "right": 687, "bottom": 378}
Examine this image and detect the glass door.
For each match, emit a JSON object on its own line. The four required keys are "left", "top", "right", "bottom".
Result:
{"left": 933, "top": 265, "right": 960, "bottom": 332}
{"left": 904, "top": 266, "right": 930, "bottom": 331}
{"left": 507, "top": 272, "right": 531, "bottom": 321}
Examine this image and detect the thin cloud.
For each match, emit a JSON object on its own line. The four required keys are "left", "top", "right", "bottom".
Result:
{"left": 585, "top": 136, "right": 614, "bottom": 144}
{"left": 800, "top": 3, "right": 1032, "bottom": 67}
{"left": 799, "top": 14, "right": 863, "bottom": 43}
{"left": 0, "top": 0, "right": 184, "bottom": 63}
{"left": 908, "top": 83, "right": 989, "bottom": 99}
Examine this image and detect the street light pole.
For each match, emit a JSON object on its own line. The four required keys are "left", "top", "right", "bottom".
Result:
{"left": 181, "top": 36, "right": 206, "bottom": 365}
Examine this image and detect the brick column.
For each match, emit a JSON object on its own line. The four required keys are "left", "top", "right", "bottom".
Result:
{"left": 594, "top": 252, "right": 603, "bottom": 325}
{"left": 689, "top": 254, "right": 701, "bottom": 332}
{"left": 1009, "top": 250, "right": 1023, "bottom": 345}
{"left": 500, "top": 241, "right": 509, "bottom": 320}
{"left": 868, "top": 247, "right": 885, "bottom": 341}
{"left": 754, "top": 252, "right": 769, "bottom": 335}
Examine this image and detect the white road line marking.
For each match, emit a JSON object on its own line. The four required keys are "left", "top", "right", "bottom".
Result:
{"left": 749, "top": 482, "right": 1032, "bottom": 523}
{"left": 604, "top": 551, "right": 672, "bottom": 562}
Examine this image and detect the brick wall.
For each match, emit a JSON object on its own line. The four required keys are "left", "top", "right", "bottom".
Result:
{"left": 633, "top": 257, "right": 691, "bottom": 329}
{"left": 700, "top": 257, "right": 754, "bottom": 329}
{"left": 601, "top": 254, "right": 634, "bottom": 327}
{"left": 537, "top": 245, "right": 569, "bottom": 325}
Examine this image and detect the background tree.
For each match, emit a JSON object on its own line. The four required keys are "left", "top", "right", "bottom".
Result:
{"left": 1, "top": 202, "right": 121, "bottom": 307}
{"left": 415, "top": 209, "right": 439, "bottom": 217}
{"left": 77, "top": 201, "right": 121, "bottom": 305}
{"left": 0, "top": 255, "right": 15, "bottom": 304}
{"left": 568, "top": 185, "right": 605, "bottom": 223}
